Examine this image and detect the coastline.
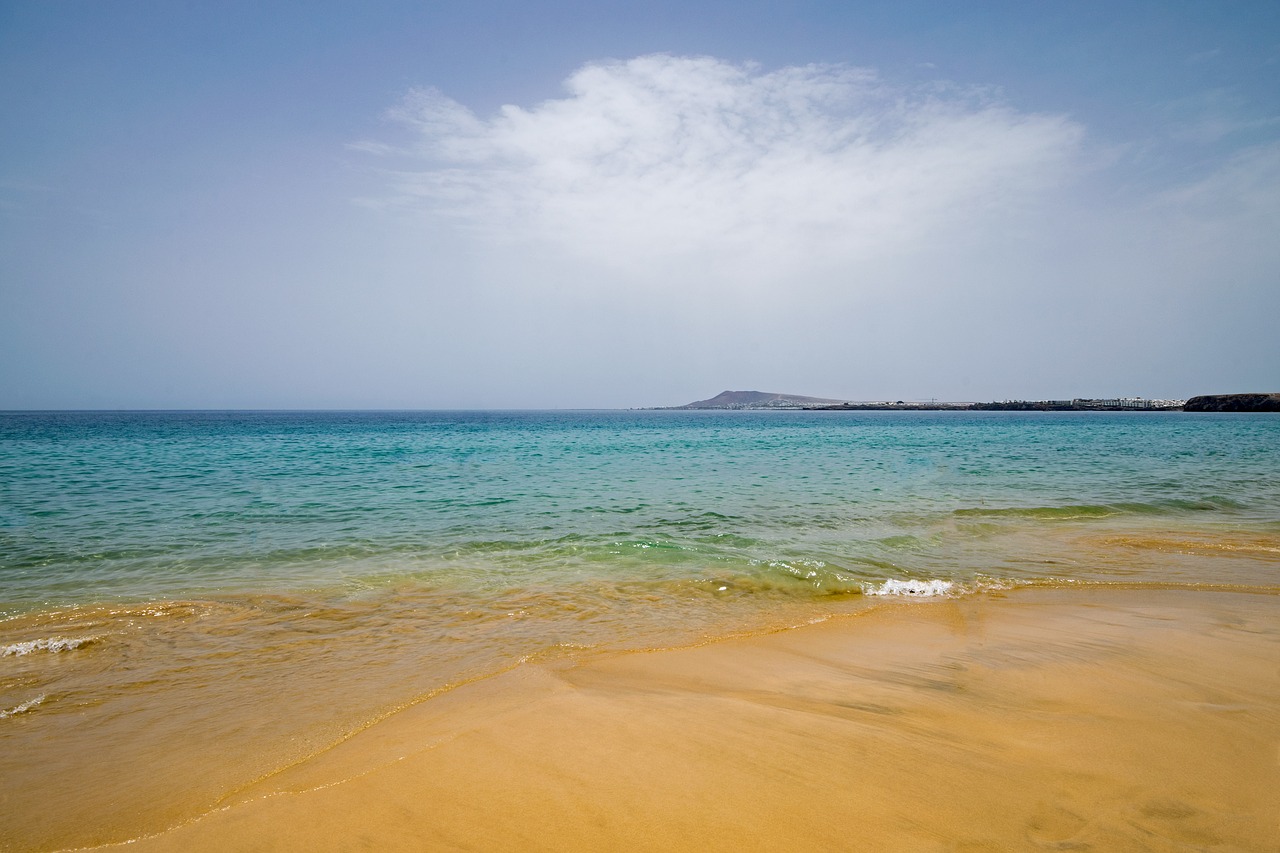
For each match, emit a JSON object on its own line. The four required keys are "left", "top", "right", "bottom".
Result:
{"left": 109, "top": 587, "right": 1279, "bottom": 852}
{"left": 4, "top": 411, "right": 1279, "bottom": 851}
{"left": 665, "top": 390, "right": 1280, "bottom": 411}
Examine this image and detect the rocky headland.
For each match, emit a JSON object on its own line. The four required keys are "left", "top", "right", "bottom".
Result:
{"left": 1183, "top": 393, "right": 1280, "bottom": 412}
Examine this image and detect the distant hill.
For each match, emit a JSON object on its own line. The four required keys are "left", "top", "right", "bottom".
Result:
{"left": 1184, "top": 393, "right": 1280, "bottom": 412}
{"left": 676, "top": 390, "right": 848, "bottom": 409}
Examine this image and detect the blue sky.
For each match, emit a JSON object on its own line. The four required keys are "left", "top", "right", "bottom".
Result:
{"left": 2, "top": 1, "right": 1277, "bottom": 408}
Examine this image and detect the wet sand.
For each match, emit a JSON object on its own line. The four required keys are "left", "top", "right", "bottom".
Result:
{"left": 112, "top": 588, "right": 1279, "bottom": 852}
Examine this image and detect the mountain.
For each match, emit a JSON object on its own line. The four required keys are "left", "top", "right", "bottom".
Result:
{"left": 676, "top": 390, "right": 848, "bottom": 409}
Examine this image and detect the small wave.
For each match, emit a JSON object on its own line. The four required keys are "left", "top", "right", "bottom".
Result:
{"left": 0, "top": 694, "right": 45, "bottom": 718}
{"left": 953, "top": 497, "right": 1246, "bottom": 521}
{"left": 1, "top": 636, "right": 97, "bottom": 657}
{"left": 863, "top": 579, "right": 956, "bottom": 597}
{"left": 954, "top": 505, "right": 1118, "bottom": 520}
{"left": 1098, "top": 535, "right": 1280, "bottom": 558}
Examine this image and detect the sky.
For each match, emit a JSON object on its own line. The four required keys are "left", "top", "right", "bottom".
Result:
{"left": 1, "top": 1, "right": 1278, "bottom": 408}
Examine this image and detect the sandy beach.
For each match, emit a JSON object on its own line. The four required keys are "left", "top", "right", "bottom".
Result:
{"left": 7, "top": 0, "right": 1280, "bottom": 845}
{"left": 105, "top": 588, "right": 1279, "bottom": 852}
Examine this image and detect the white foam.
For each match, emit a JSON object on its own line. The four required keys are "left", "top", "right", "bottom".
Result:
{"left": 864, "top": 579, "right": 955, "bottom": 597}
{"left": 0, "top": 694, "right": 46, "bottom": 719}
{"left": 1, "top": 636, "right": 97, "bottom": 657}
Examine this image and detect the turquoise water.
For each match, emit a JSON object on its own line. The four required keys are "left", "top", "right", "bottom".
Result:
{"left": 2, "top": 410, "right": 1277, "bottom": 611}
{"left": 2, "top": 409, "right": 1278, "bottom": 847}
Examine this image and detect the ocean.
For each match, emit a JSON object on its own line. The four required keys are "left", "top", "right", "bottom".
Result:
{"left": 2, "top": 409, "right": 1278, "bottom": 847}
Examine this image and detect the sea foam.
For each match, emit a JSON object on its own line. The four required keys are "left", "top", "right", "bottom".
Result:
{"left": 863, "top": 579, "right": 955, "bottom": 597}
{"left": 2, "top": 636, "right": 97, "bottom": 657}
{"left": 0, "top": 694, "right": 46, "bottom": 719}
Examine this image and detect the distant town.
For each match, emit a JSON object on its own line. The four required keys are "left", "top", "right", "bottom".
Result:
{"left": 666, "top": 391, "right": 1280, "bottom": 412}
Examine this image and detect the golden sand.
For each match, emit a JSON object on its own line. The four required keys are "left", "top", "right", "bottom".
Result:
{"left": 105, "top": 589, "right": 1279, "bottom": 852}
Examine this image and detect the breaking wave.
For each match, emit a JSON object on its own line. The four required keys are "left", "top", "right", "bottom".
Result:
{"left": 863, "top": 579, "right": 956, "bottom": 597}
{"left": 0, "top": 694, "right": 46, "bottom": 718}
{"left": 2, "top": 636, "right": 98, "bottom": 657}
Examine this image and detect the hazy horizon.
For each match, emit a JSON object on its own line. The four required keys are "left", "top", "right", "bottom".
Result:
{"left": 3, "top": 2, "right": 1278, "bottom": 409}
{"left": 0, "top": 387, "right": 1239, "bottom": 412}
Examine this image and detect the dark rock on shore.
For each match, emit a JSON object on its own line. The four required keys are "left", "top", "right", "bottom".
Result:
{"left": 1183, "top": 393, "right": 1280, "bottom": 412}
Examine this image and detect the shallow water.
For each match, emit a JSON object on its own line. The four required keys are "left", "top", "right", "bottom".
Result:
{"left": 1, "top": 410, "right": 1277, "bottom": 848}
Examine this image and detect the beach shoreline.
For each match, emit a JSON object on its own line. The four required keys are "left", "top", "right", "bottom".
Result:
{"left": 4, "top": 410, "right": 1279, "bottom": 851}
{"left": 104, "top": 587, "right": 1280, "bottom": 852}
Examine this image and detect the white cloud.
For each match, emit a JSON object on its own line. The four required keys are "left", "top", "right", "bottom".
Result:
{"left": 333, "top": 55, "right": 1279, "bottom": 405}
{"left": 372, "top": 55, "right": 1084, "bottom": 282}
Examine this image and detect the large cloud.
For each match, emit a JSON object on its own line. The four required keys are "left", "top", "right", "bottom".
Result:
{"left": 341, "top": 55, "right": 1278, "bottom": 405}
{"left": 369, "top": 55, "right": 1084, "bottom": 281}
